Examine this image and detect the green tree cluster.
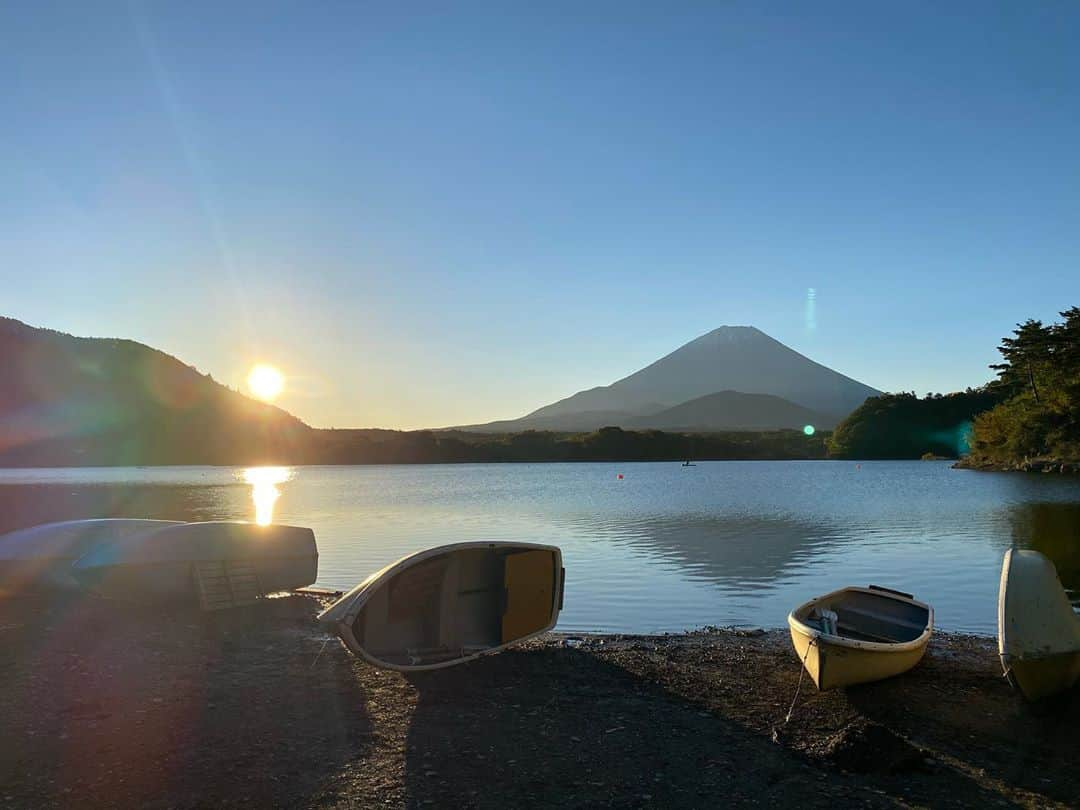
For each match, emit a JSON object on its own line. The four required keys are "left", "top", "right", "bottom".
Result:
{"left": 827, "top": 389, "right": 1003, "bottom": 459}
{"left": 967, "top": 308, "right": 1080, "bottom": 466}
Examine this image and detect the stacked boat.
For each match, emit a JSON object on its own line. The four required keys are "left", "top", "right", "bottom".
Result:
{"left": 0, "top": 519, "right": 318, "bottom": 610}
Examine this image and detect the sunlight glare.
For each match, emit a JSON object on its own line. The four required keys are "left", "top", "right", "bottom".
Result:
{"left": 242, "top": 466, "right": 292, "bottom": 525}
{"left": 247, "top": 363, "right": 285, "bottom": 402}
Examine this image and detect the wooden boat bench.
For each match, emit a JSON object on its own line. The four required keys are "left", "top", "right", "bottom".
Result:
{"left": 836, "top": 605, "right": 926, "bottom": 642}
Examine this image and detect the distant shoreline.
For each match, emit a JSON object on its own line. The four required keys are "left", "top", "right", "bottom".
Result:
{"left": 953, "top": 456, "right": 1080, "bottom": 474}
{"left": 0, "top": 426, "right": 832, "bottom": 467}
{"left": 0, "top": 458, "right": 838, "bottom": 470}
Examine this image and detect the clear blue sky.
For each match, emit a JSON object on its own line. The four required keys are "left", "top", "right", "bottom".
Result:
{"left": 3, "top": 2, "right": 1078, "bottom": 428}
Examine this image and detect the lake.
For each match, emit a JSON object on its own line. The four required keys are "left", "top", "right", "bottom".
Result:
{"left": 1, "top": 461, "right": 1078, "bottom": 635}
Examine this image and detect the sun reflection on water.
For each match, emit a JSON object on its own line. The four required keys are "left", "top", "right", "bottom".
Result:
{"left": 242, "top": 467, "right": 293, "bottom": 525}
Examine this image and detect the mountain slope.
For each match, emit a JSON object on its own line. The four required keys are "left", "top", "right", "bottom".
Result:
{"left": 627, "top": 391, "right": 836, "bottom": 432}
{"left": 0, "top": 317, "right": 311, "bottom": 465}
{"left": 477, "top": 326, "right": 879, "bottom": 431}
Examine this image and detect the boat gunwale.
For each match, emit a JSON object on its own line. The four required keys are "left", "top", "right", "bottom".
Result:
{"left": 787, "top": 585, "right": 934, "bottom": 654}
{"left": 0, "top": 518, "right": 187, "bottom": 560}
{"left": 317, "top": 540, "right": 564, "bottom": 672}
{"left": 998, "top": 547, "right": 1013, "bottom": 660}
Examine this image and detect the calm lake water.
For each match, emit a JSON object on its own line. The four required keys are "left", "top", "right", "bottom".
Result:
{"left": 2, "top": 461, "right": 1079, "bottom": 635}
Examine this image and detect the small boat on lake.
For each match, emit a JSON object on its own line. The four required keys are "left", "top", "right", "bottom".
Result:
{"left": 71, "top": 521, "right": 318, "bottom": 609}
{"left": 0, "top": 519, "right": 183, "bottom": 592}
{"left": 788, "top": 585, "right": 933, "bottom": 690}
{"left": 319, "top": 541, "right": 564, "bottom": 671}
{"left": 998, "top": 548, "right": 1080, "bottom": 702}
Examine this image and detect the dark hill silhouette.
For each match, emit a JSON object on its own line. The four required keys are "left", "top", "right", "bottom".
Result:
{"left": 463, "top": 326, "right": 880, "bottom": 432}
{"left": 627, "top": 390, "right": 836, "bottom": 432}
{"left": 0, "top": 317, "right": 311, "bottom": 466}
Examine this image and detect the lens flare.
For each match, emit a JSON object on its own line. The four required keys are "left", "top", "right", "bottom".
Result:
{"left": 803, "top": 425, "right": 816, "bottom": 436}
{"left": 247, "top": 364, "right": 285, "bottom": 402}
{"left": 242, "top": 466, "right": 292, "bottom": 525}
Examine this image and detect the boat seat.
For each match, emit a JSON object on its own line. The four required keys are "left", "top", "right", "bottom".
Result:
{"left": 836, "top": 622, "right": 897, "bottom": 643}
{"left": 836, "top": 605, "right": 926, "bottom": 643}
{"left": 438, "top": 557, "right": 462, "bottom": 650}
{"left": 806, "top": 615, "right": 903, "bottom": 643}
{"left": 840, "top": 605, "right": 925, "bottom": 630}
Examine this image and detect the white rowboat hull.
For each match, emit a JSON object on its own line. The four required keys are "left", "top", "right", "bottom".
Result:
{"left": 998, "top": 548, "right": 1080, "bottom": 701}
{"left": 320, "top": 541, "right": 564, "bottom": 672}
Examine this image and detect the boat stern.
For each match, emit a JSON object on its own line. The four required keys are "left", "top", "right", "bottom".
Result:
{"left": 1004, "top": 652, "right": 1080, "bottom": 702}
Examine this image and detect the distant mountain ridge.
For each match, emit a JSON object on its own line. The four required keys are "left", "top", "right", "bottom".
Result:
{"left": 0, "top": 317, "right": 858, "bottom": 466}
{"left": 462, "top": 326, "right": 880, "bottom": 432}
{"left": 627, "top": 391, "right": 836, "bottom": 432}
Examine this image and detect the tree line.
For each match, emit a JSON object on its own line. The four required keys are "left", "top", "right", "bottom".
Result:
{"left": 826, "top": 389, "right": 1004, "bottom": 459}
{"left": 828, "top": 307, "right": 1079, "bottom": 467}
{"left": 308, "top": 426, "right": 829, "bottom": 465}
{"left": 966, "top": 307, "right": 1080, "bottom": 468}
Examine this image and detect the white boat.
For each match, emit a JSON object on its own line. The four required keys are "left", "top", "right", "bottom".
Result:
{"left": 0, "top": 519, "right": 183, "bottom": 592}
{"left": 319, "top": 541, "right": 564, "bottom": 671}
{"left": 998, "top": 548, "right": 1080, "bottom": 701}
{"left": 788, "top": 585, "right": 933, "bottom": 690}
{"left": 71, "top": 521, "right": 318, "bottom": 609}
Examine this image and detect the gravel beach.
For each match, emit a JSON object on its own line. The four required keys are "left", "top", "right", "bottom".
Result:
{"left": 1, "top": 593, "right": 1077, "bottom": 808}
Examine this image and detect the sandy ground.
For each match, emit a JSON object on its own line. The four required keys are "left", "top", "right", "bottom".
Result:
{"left": 1, "top": 593, "right": 1078, "bottom": 809}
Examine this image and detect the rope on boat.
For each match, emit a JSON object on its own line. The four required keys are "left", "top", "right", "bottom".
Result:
{"left": 309, "top": 637, "right": 331, "bottom": 670}
{"left": 783, "top": 636, "right": 817, "bottom": 726}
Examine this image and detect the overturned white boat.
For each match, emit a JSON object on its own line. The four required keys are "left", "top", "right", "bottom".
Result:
{"left": 998, "top": 548, "right": 1080, "bottom": 701}
{"left": 0, "top": 519, "right": 183, "bottom": 592}
{"left": 320, "top": 542, "right": 564, "bottom": 671}
{"left": 71, "top": 521, "right": 318, "bottom": 609}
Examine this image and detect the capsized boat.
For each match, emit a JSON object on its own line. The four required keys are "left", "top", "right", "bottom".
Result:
{"left": 0, "top": 519, "right": 183, "bottom": 592}
{"left": 319, "top": 542, "right": 564, "bottom": 671}
{"left": 787, "top": 585, "right": 933, "bottom": 690}
{"left": 72, "top": 521, "right": 318, "bottom": 609}
{"left": 998, "top": 548, "right": 1080, "bottom": 701}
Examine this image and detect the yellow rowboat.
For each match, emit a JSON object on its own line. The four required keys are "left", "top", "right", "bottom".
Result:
{"left": 788, "top": 586, "right": 933, "bottom": 690}
{"left": 998, "top": 548, "right": 1080, "bottom": 702}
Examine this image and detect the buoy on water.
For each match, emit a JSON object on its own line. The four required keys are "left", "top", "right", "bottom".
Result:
{"left": 617, "top": 473, "right": 624, "bottom": 480}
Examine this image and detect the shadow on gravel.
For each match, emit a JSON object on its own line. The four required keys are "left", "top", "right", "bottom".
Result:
{"left": 847, "top": 667, "right": 1080, "bottom": 808}
{"left": 399, "top": 646, "right": 1010, "bottom": 809}
{"left": 402, "top": 639, "right": 1053, "bottom": 809}
{"left": 403, "top": 646, "right": 774, "bottom": 808}
{"left": 0, "top": 594, "right": 372, "bottom": 808}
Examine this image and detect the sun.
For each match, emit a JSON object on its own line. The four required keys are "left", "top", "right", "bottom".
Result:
{"left": 247, "top": 363, "right": 285, "bottom": 402}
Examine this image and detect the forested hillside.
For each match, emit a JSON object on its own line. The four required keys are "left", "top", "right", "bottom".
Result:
{"left": 965, "top": 308, "right": 1080, "bottom": 470}
{"left": 827, "top": 389, "right": 1004, "bottom": 459}
{"left": 0, "top": 317, "right": 311, "bottom": 466}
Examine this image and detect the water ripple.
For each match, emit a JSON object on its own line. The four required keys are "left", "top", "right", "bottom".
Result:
{"left": 1, "top": 460, "right": 1078, "bottom": 634}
